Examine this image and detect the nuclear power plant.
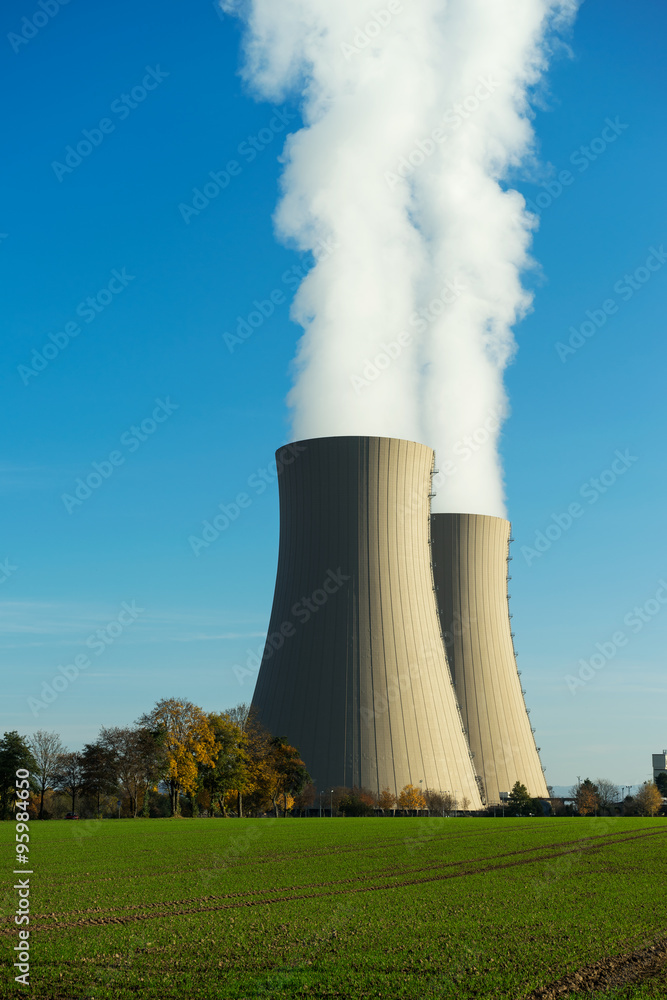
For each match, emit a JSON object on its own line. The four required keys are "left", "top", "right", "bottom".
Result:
{"left": 431, "top": 514, "right": 548, "bottom": 804}
{"left": 250, "top": 435, "right": 547, "bottom": 806}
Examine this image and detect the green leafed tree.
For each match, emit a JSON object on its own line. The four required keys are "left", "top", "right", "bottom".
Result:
{"left": 81, "top": 741, "right": 119, "bottom": 818}
{"left": 53, "top": 751, "right": 86, "bottom": 816}
{"left": 268, "top": 736, "right": 310, "bottom": 817}
{"left": 200, "top": 713, "right": 250, "bottom": 817}
{"left": 507, "top": 781, "right": 532, "bottom": 816}
{"left": 0, "top": 732, "right": 37, "bottom": 820}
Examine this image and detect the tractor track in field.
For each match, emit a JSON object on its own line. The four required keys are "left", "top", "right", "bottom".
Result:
{"left": 21, "top": 823, "right": 662, "bottom": 891}
{"left": 27, "top": 823, "right": 533, "bottom": 887}
{"left": 21, "top": 825, "right": 666, "bottom": 918}
{"left": 4, "top": 827, "right": 665, "bottom": 937}
{"left": 525, "top": 935, "right": 667, "bottom": 998}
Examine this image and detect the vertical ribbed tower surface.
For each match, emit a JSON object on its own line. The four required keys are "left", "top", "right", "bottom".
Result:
{"left": 251, "top": 436, "right": 482, "bottom": 806}
{"left": 430, "top": 513, "right": 548, "bottom": 805}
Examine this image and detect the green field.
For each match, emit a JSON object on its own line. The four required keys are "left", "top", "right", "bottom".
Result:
{"left": 2, "top": 816, "right": 666, "bottom": 998}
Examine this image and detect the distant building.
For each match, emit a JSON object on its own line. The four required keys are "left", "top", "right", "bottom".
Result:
{"left": 652, "top": 751, "right": 667, "bottom": 782}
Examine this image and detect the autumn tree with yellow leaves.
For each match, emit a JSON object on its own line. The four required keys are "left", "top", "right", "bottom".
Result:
{"left": 139, "top": 698, "right": 218, "bottom": 815}
{"left": 634, "top": 781, "right": 663, "bottom": 817}
{"left": 397, "top": 784, "right": 426, "bottom": 813}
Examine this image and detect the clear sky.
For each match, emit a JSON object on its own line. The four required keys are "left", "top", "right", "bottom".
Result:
{"left": 1, "top": 0, "right": 665, "bottom": 789}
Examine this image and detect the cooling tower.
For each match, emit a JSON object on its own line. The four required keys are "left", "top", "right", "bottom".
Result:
{"left": 251, "top": 436, "right": 482, "bottom": 806}
{"left": 430, "top": 513, "right": 548, "bottom": 805}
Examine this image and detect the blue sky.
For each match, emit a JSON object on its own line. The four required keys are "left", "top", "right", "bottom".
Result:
{"left": 1, "top": 0, "right": 665, "bottom": 789}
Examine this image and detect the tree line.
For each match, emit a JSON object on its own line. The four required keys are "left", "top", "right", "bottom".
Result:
{"left": 1, "top": 711, "right": 664, "bottom": 819}
{"left": 0, "top": 700, "right": 310, "bottom": 820}
{"left": 507, "top": 777, "right": 665, "bottom": 817}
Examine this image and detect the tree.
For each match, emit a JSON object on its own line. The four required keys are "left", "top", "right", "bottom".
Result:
{"left": 241, "top": 712, "right": 279, "bottom": 816}
{"left": 0, "top": 732, "right": 37, "bottom": 820}
{"left": 338, "top": 787, "right": 375, "bottom": 817}
{"left": 508, "top": 781, "right": 532, "bottom": 816}
{"left": 397, "top": 784, "right": 426, "bottom": 813}
{"left": 293, "top": 782, "right": 317, "bottom": 816}
{"left": 100, "top": 726, "right": 166, "bottom": 817}
{"left": 224, "top": 703, "right": 250, "bottom": 730}
{"left": 200, "top": 713, "right": 250, "bottom": 817}
{"left": 330, "top": 787, "right": 350, "bottom": 817}
{"left": 424, "top": 789, "right": 446, "bottom": 816}
{"left": 655, "top": 772, "right": 667, "bottom": 797}
{"left": 28, "top": 730, "right": 65, "bottom": 819}
{"left": 267, "top": 736, "right": 310, "bottom": 816}
{"left": 622, "top": 795, "right": 638, "bottom": 817}
{"left": 81, "top": 741, "right": 118, "bottom": 818}
{"left": 139, "top": 699, "right": 218, "bottom": 816}
{"left": 635, "top": 781, "right": 663, "bottom": 817}
{"left": 54, "top": 751, "right": 85, "bottom": 815}
{"left": 595, "top": 778, "right": 620, "bottom": 814}
{"left": 441, "top": 792, "right": 455, "bottom": 816}
{"left": 377, "top": 787, "right": 396, "bottom": 815}
{"left": 573, "top": 779, "right": 599, "bottom": 816}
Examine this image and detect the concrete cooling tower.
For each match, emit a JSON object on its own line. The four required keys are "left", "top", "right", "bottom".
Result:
{"left": 251, "top": 436, "right": 482, "bottom": 806}
{"left": 430, "top": 513, "right": 548, "bottom": 805}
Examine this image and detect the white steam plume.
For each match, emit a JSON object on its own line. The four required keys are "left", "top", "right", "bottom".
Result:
{"left": 222, "top": 0, "right": 578, "bottom": 515}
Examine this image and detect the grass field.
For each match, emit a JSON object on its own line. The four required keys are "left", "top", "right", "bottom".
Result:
{"left": 2, "top": 816, "right": 667, "bottom": 998}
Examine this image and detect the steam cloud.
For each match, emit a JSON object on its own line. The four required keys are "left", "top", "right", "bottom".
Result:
{"left": 222, "top": 0, "right": 578, "bottom": 515}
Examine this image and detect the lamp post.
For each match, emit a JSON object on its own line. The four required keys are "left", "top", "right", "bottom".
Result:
{"left": 419, "top": 779, "right": 423, "bottom": 816}
{"left": 330, "top": 789, "right": 334, "bottom": 817}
